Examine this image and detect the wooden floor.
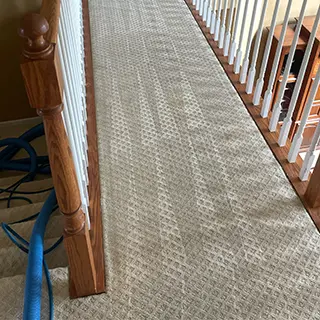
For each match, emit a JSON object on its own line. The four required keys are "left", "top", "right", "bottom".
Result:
{"left": 185, "top": 0, "right": 320, "bottom": 230}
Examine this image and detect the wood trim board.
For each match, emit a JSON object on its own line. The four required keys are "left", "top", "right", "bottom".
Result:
{"left": 82, "top": 0, "right": 106, "bottom": 294}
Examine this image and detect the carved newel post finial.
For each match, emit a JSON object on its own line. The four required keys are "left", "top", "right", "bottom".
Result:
{"left": 19, "top": 13, "right": 54, "bottom": 59}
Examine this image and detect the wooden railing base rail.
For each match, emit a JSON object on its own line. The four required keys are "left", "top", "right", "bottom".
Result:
{"left": 185, "top": 0, "right": 320, "bottom": 230}
{"left": 82, "top": 0, "right": 106, "bottom": 295}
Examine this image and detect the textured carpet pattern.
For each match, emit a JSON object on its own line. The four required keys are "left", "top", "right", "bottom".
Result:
{"left": 2, "top": 0, "right": 320, "bottom": 319}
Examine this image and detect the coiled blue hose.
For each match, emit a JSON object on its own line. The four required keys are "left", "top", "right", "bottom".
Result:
{"left": 0, "top": 123, "right": 50, "bottom": 175}
{"left": 0, "top": 123, "right": 60, "bottom": 320}
{"left": 0, "top": 123, "right": 44, "bottom": 161}
{"left": 0, "top": 138, "right": 37, "bottom": 181}
{"left": 0, "top": 124, "right": 53, "bottom": 208}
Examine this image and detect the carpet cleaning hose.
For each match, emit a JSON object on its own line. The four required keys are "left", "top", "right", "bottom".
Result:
{"left": 0, "top": 123, "right": 61, "bottom": 320}
{"left": 0, "top": 123, "right": 50, "bottom": 175}
{"left": 23, "top": 190, "right": 57, "bottom": 320}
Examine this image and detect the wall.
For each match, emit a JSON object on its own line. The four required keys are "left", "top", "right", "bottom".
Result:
{"left": 264, "top": 0, "right": 319, "bottom": 26}
{"left": 0, "top": 0, "right": 41, "bottom": 123}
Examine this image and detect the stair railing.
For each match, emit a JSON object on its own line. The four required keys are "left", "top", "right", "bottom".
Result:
{"left": 187, "top": 0, "right": 320, "bottom": 222}
{"left": 19, "top": 0, "right": 105, "bottom": 297}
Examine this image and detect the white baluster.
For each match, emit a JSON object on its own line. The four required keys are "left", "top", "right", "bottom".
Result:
{"left": 206, "top": 0, "right": 212, "bottom": 27}
{"left": 234, "top": 0, "right": 250, "bottom": 74}
{"left": 215, "top": 0, "right": 222, "bottom": 41}
{"left": 196, "top": 0, "right": 201, "bottom": 11}
{"left": 279, "top": 6, "right": 320, "bottom": 147}
{"left": 65, "top": 2, "right": 86, "bottom": 163}
{"left": 193, "top": 0, "right": 196, "bottom": 6}
{"left": 300, "top": 122, "right": 320, "bottom": 181}
{"left": 246, "top": 0, "right": 268, "bottom": 94}
{"left": 200, "top": 0, "right": 205, "bottom": 16}
{"left": 260, "top": 0, "right": 292, "bottom": 118}
{"left": 203, "top": 0, "right": 209, "bottom": 21}
{"left": 60, "top": 9, "right": 84, "bottom": 160}
{"left": 58, "top": 42, "right": 84, "bottom": 194}
{"left": 288, "top": 67, "right": 320, "bottom": 163}
{"left": 58, "top": 0, "right": 90, "bottom": 226}
{"left": 224, "top": 0, "right": 235, "bottom": 57}
{"left": 228, "top": 0, "right": 243, "bottom": 65}
{"left": 269, "top": 0, "right": 308, "bottom": 132}
{"left": 253, "top": 0, "right": 281, "bottom": 105}
{"left": 219, "top": 0, "right": 228, "bottom": 49}
{"left": 210, "top": 0, "right": 217, "bottom": 34}
{"left": 239, "top": 0, "right": 260, "bottom": 83}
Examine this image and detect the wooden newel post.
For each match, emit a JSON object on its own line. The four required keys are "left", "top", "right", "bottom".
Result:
{"left": 19, "top": 13, "right": 97, "bottom": 298}
{"left": 305, "top": 156, "right": 320, "bottom": 208}
{"left": 19, "top": 13, "right": 54, "bottom": 59}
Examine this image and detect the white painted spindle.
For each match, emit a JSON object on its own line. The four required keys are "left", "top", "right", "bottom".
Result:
{"left": 196, "top": 0, "right": 201, "bottom": 12}
{"left": 269, "top": 0, "right": 308, "bottom": 132}
{"left": 58, "top": 0, "right": 90, "bottom": 226}
{"left": 299, "top": 122, "right": 320, "bottom": 181}
{"left": 206, "top": 0, "right": 212, "bottom": 27}
{"left": 288, "top": 67, "right": 320, "bottom": 163}
{"left": 228, "top": 0, "right": 243, "bottom": 65}
{"left": 58, "top": 41, "right": 84, "bottom": 182}
{"left": 219, "top": 0, "right": 228, "bottom": 49}
{"left": 64, "top": 0, "right": 88, "bottom": 181}
{"left": 210, "top": 0, "right": 217, "bottom": 34}
{"left": 246, "top": 0, "right": 268, "bottom": 94}
{"left": 260, "top": 0, "right": 292, "bottom": 118}
{"left": 239, "top": 0, "right": 260, "bottom": 83}
{"left": 215, "top": 0, "right": 222, "bottom": 41}
{"left": 60, "top": 9, "right": 85, "bottom": 168}
{"left": 253, "top": 0, "right": 281, "bottom": 105}
{"left": 203, "top": 0, "right": 209, "bottom": 21}
{"left": 279, "top": 6, "right": 320, "bottom": 147}
{"left": 223, "top": 0, "right": 235, "bottom": 57}
{"left": 234, "top": 0, "right": 250, "bottom": 74}
{"left": 200, "top": 0, "right": 205, "bottom": 16}
{"left": 193, "top": 0, "right": 196, "bottom": 6}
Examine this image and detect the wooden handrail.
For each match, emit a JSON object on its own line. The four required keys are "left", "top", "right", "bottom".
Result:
{"left": 19, "top": 12, "right": 98, "bottom": 298}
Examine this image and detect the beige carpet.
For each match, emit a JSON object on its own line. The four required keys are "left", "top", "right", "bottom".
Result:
{"left": 2, "top": 0, "right": 320, "bottom": 319}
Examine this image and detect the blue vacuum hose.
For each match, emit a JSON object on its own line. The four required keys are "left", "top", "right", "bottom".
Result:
{"left": 0, "top": 123, "right": 44, "bottom": 161}
{"left": 0, "top": 138, "right": 38, "bottom": 181}
{"left": 23, "top": 190, "right": 57, "bottom": 320}
{"left": 0, "top": 122, "right": 59, "bottom": 319}
{"left": 0, "top": 123, "right": 50, "bottom": 175}
{"left": 0, "top": 123, "right": 52, "bottom": 208}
